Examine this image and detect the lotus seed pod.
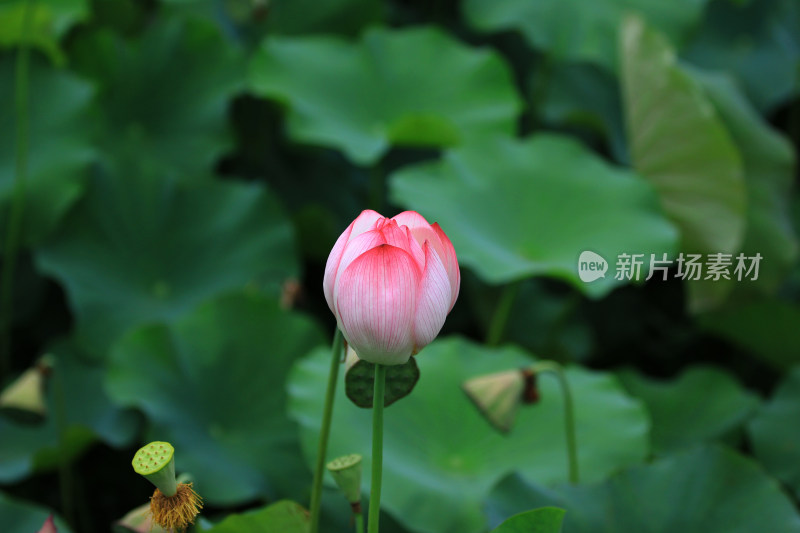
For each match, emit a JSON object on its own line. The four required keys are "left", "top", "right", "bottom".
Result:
{"left": 462, "top": 369, "right": 526, "bottom": 433}
{"left": 132, "top": 441, "right": 177, "bottom": 497}
{"left": 326, "top": 454, "right": 363, "bottom": 504}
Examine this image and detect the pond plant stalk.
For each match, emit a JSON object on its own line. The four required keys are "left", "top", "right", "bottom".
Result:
{"left": 0, "top": 0, "right": 33, "bottom": 385}
{"left": 485, "top": 281, "right": 520, "bottom": 346}
{"left": 309, "top": 328, "right": 344, "bottom": 533}
{"left": 355, "top": 504, "right": 365, "bottom": 533}
{"left": 53, "top": 358, "right": 77, "bottom": 529}
{"left": 368, "top": 364, "right": 386, "bottom": 533}
{"left": 532, "top": 361, "right": 579, "bottom": 483}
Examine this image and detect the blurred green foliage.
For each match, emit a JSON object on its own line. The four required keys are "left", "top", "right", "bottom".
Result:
{"left": 487, "top": 447, "right": 800, "bottom": 533}
{"left": 291, "top": 338, "right": 648, "bottom": 532}
{"left": 0, "top": 0, "right": 799, "bottom": 532}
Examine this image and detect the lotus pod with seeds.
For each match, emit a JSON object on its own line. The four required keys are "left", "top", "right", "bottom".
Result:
{"left": 132, "top": 441, "right": 177, "bottom": 497}
{"left": 327, "top": 453, "right": 363, "bottom": 504}
{"left": 131, "top": 441, "right": 202, "bottom": 532}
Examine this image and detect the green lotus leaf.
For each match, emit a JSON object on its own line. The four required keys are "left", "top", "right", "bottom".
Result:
{"left": 463, "top": 0, "right": 707, "bottom": 70}
{"left": 536, "top": 34, "right": 797, "bottom": 305}
{"left": 202, "top": 500, "right": 308, "bottom": 533}
{"left": 248, "top": 26, "right": 522, "bottom": 165}
{"left": 698, "top": 300, "right": 800, "bottom": 369}
{"left": 35, "top": 164, "right": 298, "bottom": 354}
{"left": 620, "top": 16, "right": 747, "bottom": 312}
{"left": 748, "top": 366, "right": 800, "bottom": 498}
{"left": 69, "top": 16, "right": 244, "bottom": 177}
{"left": 344, "top": 350, "right": 420, "bottom": 408}
{"left": 619, "top": 366, "right": 760, "bottom": 454}
{"left": 106, "top": 292, "right": 326, "bottom": 505}
{"left": 689, "top": 69, "right": 798, "bottom": 299}
{"left": 491, "top": 507, "right": 565, "bottom": 533}
{"left": 390, "top": 134, "right": 678, "bottom": 296}
{"left": 683, "top": 0, "right": 800, "bottom": 111}
{"left": 537, "top": 62, "right": 628, "bottom": 164}
{"left": 486, "top": 446, "right": 800, "bottom": 533}
{"left": 0, "top": 58, "right": 94, "bottom": 246}
{"left": 289, "top": 336, "right": 649, "bottom": 533}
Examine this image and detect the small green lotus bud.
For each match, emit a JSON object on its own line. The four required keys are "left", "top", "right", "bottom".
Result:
{"left": 461, "top": 369, "right": 527, "bottom": 433}
{"left": 326, "top": 453, "right": 363, "bottom": 504}
{"left": 132, "top": 441, "right": 177, "bottom": 497}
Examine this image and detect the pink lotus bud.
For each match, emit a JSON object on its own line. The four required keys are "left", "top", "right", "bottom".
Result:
{"left": 324, "top": 210, "right": 460, "bottom": 365}
{"left": 38, "top": 516, "right": 57, "bottom": 533}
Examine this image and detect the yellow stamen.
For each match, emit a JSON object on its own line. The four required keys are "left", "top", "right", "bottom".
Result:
{"left": 149, "top": 482, "right": 203, "bottom": 532}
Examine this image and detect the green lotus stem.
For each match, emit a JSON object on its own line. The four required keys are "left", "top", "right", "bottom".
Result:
{"left": 0, "top": 0, "right": 33, "bottom": 384}
{"left": 54, "top": 357, "right": 77, "bottom": 528}
{"left": 531, "top": 361, "right": 579, "bottom": 483}
{"left": 486, "top": 281, "right": 520, "bottom": 346}
{"left": 310, "top": 328, "right": 344, "bottom": 533}
{"left": 355, "top": 508, "right": 365, "bottom": 533}
{"left": 367, "top": 364, "right": 386, "bottom": 533}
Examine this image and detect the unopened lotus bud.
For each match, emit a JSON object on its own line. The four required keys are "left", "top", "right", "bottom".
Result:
{"left": 323, "top": 210, "right": 460, "bottom": 365}
{"left": 327, "top": 453, "right": 363, "bottom": 504}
